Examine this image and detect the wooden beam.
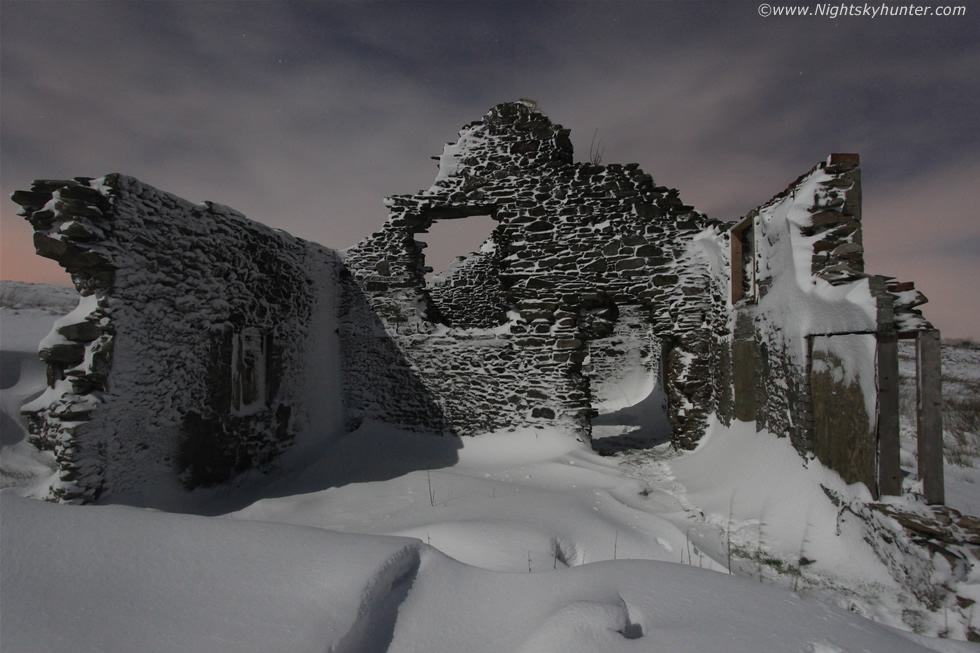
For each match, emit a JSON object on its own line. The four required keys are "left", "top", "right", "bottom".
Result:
{"left": 732, "top": 340, "right": 756, "bottom": 422}
{"left": 731, "top": 227, "right": 744, "bottom": 303}
{"left": 916, "top": 329, "right": 944, "bottom": 504}
{"left": 877, "top": 334, "right": 901, "bottom": 496}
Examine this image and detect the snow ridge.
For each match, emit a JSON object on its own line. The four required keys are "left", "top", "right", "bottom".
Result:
{"left": 330, "top": 544, "right": 423, "bottom": 653}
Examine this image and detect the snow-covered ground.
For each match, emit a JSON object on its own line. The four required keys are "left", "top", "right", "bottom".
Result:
{"left": 899, "top": 340, "right": 980, "bottom": 516}
{"left": 2, "top": 282, "right": 978, "bottom": 651}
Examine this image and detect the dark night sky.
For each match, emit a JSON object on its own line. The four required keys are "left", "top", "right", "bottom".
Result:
{"left": 2, "top": 1, "right": 977, "bottom": 337}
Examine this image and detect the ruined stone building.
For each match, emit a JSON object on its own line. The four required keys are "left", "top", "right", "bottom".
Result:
{"left": 13, "top": 101, "right": 943, "bottom": 504}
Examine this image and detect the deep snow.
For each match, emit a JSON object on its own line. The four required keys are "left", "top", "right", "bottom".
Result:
{"left": 2, "top": 282, "right": 978, "bottom": 652}
{"left": 4, "top": 487, "right": 967, "bottom": 653}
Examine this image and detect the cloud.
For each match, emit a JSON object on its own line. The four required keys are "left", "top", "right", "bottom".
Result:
{"left": 861, "top": 160, "right": 980, "bottom": 339}
{"left": 2, "top": 1, "right": 977, "bottom": 336}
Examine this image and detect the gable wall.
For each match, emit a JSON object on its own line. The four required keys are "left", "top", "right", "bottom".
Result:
{"left": 343, "top": 102, "right": 726, "bottom": 445}
{"left": 14, "top": 175, "right": 342, "bottom": 501}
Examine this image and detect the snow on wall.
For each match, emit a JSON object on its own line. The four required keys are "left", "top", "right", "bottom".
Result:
{"left": 811, "top": 333, "right": 879, "bottom": 487}
{"left": 586, "top": 305, "right": 662, "bottom": 412}
{"left": 13, "top": 176, "right": 343, "bottom": 501}
{"left": 343, "top": 102, "right": 722, "bottom": 446}
{"left": 722, "top": 154, "right": 919, "bottom": 492}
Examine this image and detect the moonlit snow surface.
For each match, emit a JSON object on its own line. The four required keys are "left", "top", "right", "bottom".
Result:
{"left": 2, "top": 491, "right": 950, "bottom": 653}
{"left": 2, "top": 282, "right": 976, "bottom": 652}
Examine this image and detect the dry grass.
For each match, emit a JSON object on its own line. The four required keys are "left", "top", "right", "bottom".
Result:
{"left": 898, "top": 343, "right": 980, "bottom": 468}
{"left": 944, "top": 338, "right": 978, "bottom": 350}
{"left": 944, "top": 395, "right": 980, "bottom": 467}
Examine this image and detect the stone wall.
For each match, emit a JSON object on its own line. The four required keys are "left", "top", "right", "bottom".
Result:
{"left": 726, "top": 154, "right": 941, "bottom": 495}
{"left": 14, "top": 175, "right": 342, "bottom": 501}
{"left": 428, "top": 245, "right": 508, "bottom": 328}
{"left": 343, "top": 101, "right": 722, "bottom": 446}
{"left": 728, "top": 156, "right": 874, "bottom": 456}
{"left": 810, "top": 334, "right": 877, "bottom": 488}
{"left": 584, "top": 305, "right": 662, "bottom": 405}
{"left": 337, "top": 274, "right": 456, "bottom": 434}
{"left": 14, "top": 104, "right": 943, "bottom": 504}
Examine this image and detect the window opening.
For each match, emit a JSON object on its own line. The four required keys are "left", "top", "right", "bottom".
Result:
{"left": 418, "top": 215, "right": 498, "bottom": 283}
{"left": 731, "top": 217, "right": 756, "bottom": 303}
{"left": 231, "top": 327, "right": 268, "bottom": 415}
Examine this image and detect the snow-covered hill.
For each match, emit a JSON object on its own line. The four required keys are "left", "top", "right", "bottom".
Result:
{"left": 2, "top": 282, "right": 978, "bottom": 651}
{"left": 0, "top": 281, "right": 78, "bottom": 312}
{"left": 0, "top": 282, "right": 76, "bottom": 488}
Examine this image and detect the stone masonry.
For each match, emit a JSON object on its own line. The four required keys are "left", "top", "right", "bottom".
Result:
{"left": 13, "top": 175, "right": 341, "bottom": 501}
{"left": 727, "top": 153, "right": 942, "bottom": 501}
{"left": 342, "top": 101, "right": 724, "bottom": 446}
{"left": 14, "top": 101, "right": 942, "bottom": 506}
